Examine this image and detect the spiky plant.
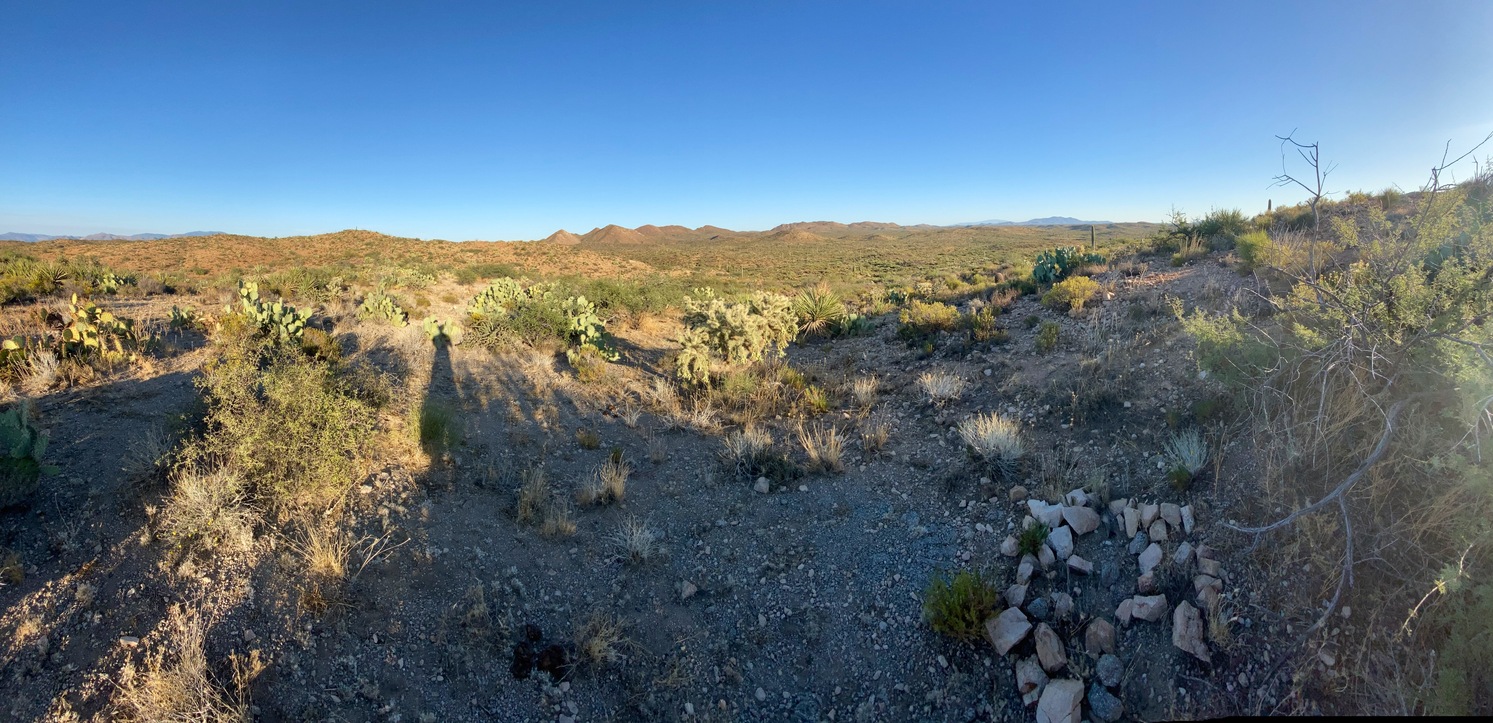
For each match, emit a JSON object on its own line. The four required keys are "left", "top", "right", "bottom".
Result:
{"left": 1164, "top": 428, "right": 1208, "bottom": 489}
{"left": 793, "top": 284, "right": 847, "bottom": 338}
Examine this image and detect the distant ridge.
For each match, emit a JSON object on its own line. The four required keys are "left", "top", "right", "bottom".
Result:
{"left": 954, "top": 217, "right": 1111, "bottom": 227}
{"left": 579, "top": 224, "right": 649, "bottom": 245}
{"left": 0, "top": 230, "right": 226, "bottom": 242}
{"left": 543, "top": 229, "right": 582, "bottom": 245}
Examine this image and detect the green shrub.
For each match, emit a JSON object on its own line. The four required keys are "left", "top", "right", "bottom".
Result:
{"left": 922, "top": 569, "right": 1000, "bottom": 642}
{"left": 0, "top": 401, "right": 56, "bottom": 508}
{"left": 1018, "top": 522, "right": 1050, "bottom": 556}
{"left": 299, "top": 328, "right": 341, "bottom": 363}
{"left": 1195, "top": 208, "right": 1250, "bottom": 249}
{"left": 182, "top": 348, "right": 378, "bottom": 511}
{"left": 961, "top": 307, "right": 1008, "bottom": 344}
{"left": 897, "top": 300, "right": 959, "bottom": 344}
{"left": 1035, "top": 322, "right": 1060, "bottom": 353}
{"left": 415, "top": 400, "right": 461, "bottom": 459}
{"left": 1041, "top": 275, "right": 1100, "bottom": 313}
{"left": 468, "top": 279, "right": 616, "bottom": 359}
{"left": 794, "top": 285, "right": 847, "bottom": 338}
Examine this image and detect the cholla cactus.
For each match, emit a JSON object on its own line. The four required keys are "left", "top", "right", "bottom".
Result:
{"left": 679, "top": 288, "right": 797, "bottom": 375}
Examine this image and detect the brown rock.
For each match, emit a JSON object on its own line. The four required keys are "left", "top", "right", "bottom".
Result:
{"left": 1034, "top": 622, "right": 1068, "bottom": 672}
{"left": 1137, "top": 572, "right": 1157, "bottom": 594}
{"left": 1085, "top": 618, "right": 1116, "bottom": 655}
{"left": 1140, "top": 503, "right": 1160, "bottom": 527}
{"left": 1009, "top": 485, "right": 1029, "bottom": 502}
{"left": 1172, "top": 600, "right": 1211, "bottom": 662}
{"left": 1123, "top": 506, "right": 1140, "bottom": 538}
{"left": 1198, "top": 557, "right": 1223, "bottom": 578}
{"left": 1115, "top": 598, "right": 1134, "bottom": 626}
{"left": 1062, "top": 506, "right": 1101, "bottom": 535}
{"left": 1131, "top": 594, "right": 1168, "bottom": 622}
{"left": 1148, "top": 519, "right": 1169, "bottom": 543}
{"left": 1066, "top": 554, "right": 1094, "bottom": 575}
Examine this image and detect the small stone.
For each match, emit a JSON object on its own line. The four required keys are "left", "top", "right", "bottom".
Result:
{"left": 1198, "top": 557, "right": 1222, "bottom": 578}
{"left": 1062, "top": 506, "right": 1101, "bottom": 535}
{"left": 1192, "top": 574, "right": 1221, "bottom": 593}
{"left": 1160, "top": 503, "right": 1182, "bottom": 530}
{"left": 1136, "top": 572, "right": 1157, "bottom": 594}
{"left": 1015, "top": 655, "right": 1048, "bottom": 696}
{"left": 756, "top": 687, "right": 766, "bottom": 702}
{"left": 1088, "top": 682, "right": 1125, "bottom": 722}
{"left": 1034, "top": 623, "right": 1067, "bottom": 673}
{"left": 1196, "top": 543, "right": 1218, "bottom": 560}
{"left": 1005, "top": 584, "right": 1028, "bottom": 608}
{"left": 1123, "top": 507, "right": 1140, "bottom": 539}
{"left": 1028, "top": 500, "right": 1064, "bottom": 528}
{"left": 1026, "top": 595, "right": 1052, "bottom": 622}
{"left": 1108, "top": 498, "right": 1128, "bottom": 516}
{"left": 754, "top": 477, "right": 771, "bottom": 494}
{"left": 1173, "top": 542, "right": 1194, "bottom": 567}
{"left": 1172, "top": 600, "right": 1211, "bottom": 662}
{"left": 1096, "top": 653, "right": 1123, "bottom": 687}
{"left": 1035, "top": 679, "right": 1084, "bottom": 723}
{"left": 119, "top": 636, "right": 140, "bottom": 647}
{"left": 798, "top": 484, "right": 808, "bottom": 492}
{"left": 1140, "top": 503, "right": 1160, "bottom": 527}
{"left": 680, "top": 581, "right": 698, "bottom": 600}
{"left": 1131, "top": 595, "right": 1168, "bottom": 622}
{"left": 1047, "top": 525, "right": 1074, "bottom": 560}
{"left": 1064, "top": 489, "right": 1089, "bottom": 507}
{"left": 1009, "top": 485, "right": 1029, "bottom": 502}
{"left": 1138, "top": 543, "right": 1163, "bottom": 575}
{"left": 1037, "top": 543, "right": 1056, "bottom": 569}
{"left": 1017, "top": 558, "right": 1036, "bottom": 585}
{"left": 1066, "top": 554, "right": 1093, "bottom": 575}
{"left": 1180, "top": 504, "right": 1196, "bottom": 534}
{"left": 1099, "top": 561, "right": 1119, "bottom": 588}
{"left": 987, "top": 607, "right": 1033, "bottom": 655}
{"left": 1148, "top": 519, "right": 1169, "bottom": 543}
{"left": 1001, "top": 535, "right": 1021, "bottom": 557}
{"left": 1050, "top": 592, "right": 1074, "bottom": 620}
{"left": 1127, "top": 532, "right": 1147, "bottom": 556}
{"left": 684, "top": 703, "right": 695, "bottom": 715}
{"left": 1085, "top": 620, "right": 1116, "bottom": 656}
{"left": 242, "top": 629, "right": 255, "bottom": 642}
{"left": 1115, "top": 599, "right": 1133, "bottom": 626}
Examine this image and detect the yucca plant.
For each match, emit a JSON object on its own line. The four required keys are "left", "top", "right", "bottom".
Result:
{"left": 793, "top": 284, "right": 847, "bottom": 338}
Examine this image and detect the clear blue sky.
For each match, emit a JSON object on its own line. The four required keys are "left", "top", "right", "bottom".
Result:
{"left": 3, "top": 1, "right": 1490, "bottom": 240}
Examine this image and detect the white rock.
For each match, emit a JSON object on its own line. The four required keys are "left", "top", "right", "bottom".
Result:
{"left": 1172, "top": 542, "right": 1194, "bottom": 566}
{"left": 1131, "top": 594, "right": 1168, "bottom": 622}
{"left": 1000, "top": 535, "right": 1021, "bottom": 557}
{"left": 1005, "top": 584, "right": 1028, "bottom": 608}
{"left": 1017, "top": 559, "right": 1035, "bottom": 584}
{"left": 1016, "top": 655, "right": 1048, "bottom": 696}
{"left": 1108, "top": 498, "right": 1128, "bottom": 516}
{"left": 1160, "top": 502, "right": 1182, "bottom": 530}
{"left": 1051, "top": 592, "right": 1074, "bottom": 619}
{"left": 1172, "top": 600, "right": 1211, "bottom": 662}
{"left": 754, "top": 477, "right": 771, "bottom": 494}
{"left": 1140, "top": 503, "right": 1160, "bottom": 527}
{"left": 1064, "top": 489, "right": 1089, "bottom": 507}
{"left": 1180, "top": 504, "right": 1196, "bottom": 534}
{"left": 1198, "top": 557, "right": 1222, "bottom": 578}
{"left": 1047, "top": 525, "right": 1074, "bottom": 560}
{"left": 1036, "top": 679, "right": 1084, "bottom": 723}
{"left": 987, "top": 607, "right": 1033, "bottom": 655}
{"left": 1148, "top": 519, "right": 1169, "bottom": 543}
{"left": 1034, "top": 623, "right": 1067, "bottom": 673}
{"left": 1037, "top": 543, "right": 1056, "bottom": 569}
{"left": 1062, "top": 506, "right": 1101, "bottom": 535}
{"left": 1123, "top": 507, "right": 1140, "bottom": 538}
{"left": 1115, "top": 598, "right": 1134, "bottom": 626}
{"left": 1138, "top": 543, "right": 1163, "bottom": 575}
{"left": 1028, "top": 500, "right": 1064, "bottom": 528}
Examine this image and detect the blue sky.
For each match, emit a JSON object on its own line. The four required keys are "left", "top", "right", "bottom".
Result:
{"left": 2, "top": 1, "right": 1490, "bottom": 240}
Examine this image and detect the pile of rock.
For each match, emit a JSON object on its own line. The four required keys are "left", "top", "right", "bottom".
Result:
{"left": 1108, "top": 497, "right": 1225, "bottom": 663}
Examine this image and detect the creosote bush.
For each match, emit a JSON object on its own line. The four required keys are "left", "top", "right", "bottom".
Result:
{"left": 922, "top": 569, "right": 1000, "bottom": 642}
{"left": 1041, "top": 275, "right": 1100, "bottom": 314}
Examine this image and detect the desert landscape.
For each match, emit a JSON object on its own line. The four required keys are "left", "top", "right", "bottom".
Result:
{"left": 2, "top": 174, "right": 1492, "bottom": 721}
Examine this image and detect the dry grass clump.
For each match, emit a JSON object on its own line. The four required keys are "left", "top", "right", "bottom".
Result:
{"left": 609, "top": 516, "right": 660, "bottom": 564}
{"left": 117, "top": 605, "right": 258, "bottom": 723}
{"left": 578, "top": 455, "right": 630, "bottom": 505}
{"left": 797, "top": 423, "right": 844, "bottom": 474}
{"left": 573, "top": 612, "right": 630, "bottom": 667}
{"left": 957, "top": 413, "right": 1024, "bottom": 480}
{"left": 918, "top": 371, "right": 966, "bottom": 407}
{"left": 516, "top": 468, "right": 550, "bottom": 524}
{"left": 22, "top": 350, "right": 59, "bottom": 394}
{"left": 123, "top": 425, "right": 176, "bottom": 484}
{"left": 541, "top": 503, "right": 577, "bottom": 538}
{"left": 859, "top": 413, "right": 891, "bottom": 455}
{"left": 157, "top": 466, "right": 256, "bottom": 553}
{"left": 850, "top": 375, "right": 879, "bottom": 410}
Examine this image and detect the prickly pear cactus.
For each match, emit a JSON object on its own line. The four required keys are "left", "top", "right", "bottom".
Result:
{"left": 0, "top": 401, "right": 57, "bottom": 508}
{"left": 358, "top": 292, "right": 408, "bottom": 327}
{"left": 423, "top": 317, "right": 463, "bottom": 346}
{"left": 234, "top": 281, "right": 312, "bottom": 342}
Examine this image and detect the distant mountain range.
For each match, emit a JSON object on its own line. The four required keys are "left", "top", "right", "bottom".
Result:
{"left": 954, "top": 217, "right": 1112, "bottom": 227}
{"left": 0, "top": 231, "right": 226, "bottom": 242}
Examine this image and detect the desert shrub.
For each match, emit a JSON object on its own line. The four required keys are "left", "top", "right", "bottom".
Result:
{"left": 1233, "top": 230, "right": 1272, "bottom": 270}
{"left": 299, "top": 328, "right": 341, "bottom": 363}
{"left": 118, "top": 605, "right": 256, "bottom": 723}
{"left": 260, "top": 267, "right": 345, "bottom": 303}
{"left": 569, "top": 276, "right": 686, "bottom": 318}
{"left": 1171, "top": 235, "right": 1209, "bottom": 266}
{"left": 897, "top": 300, "right": 960, "bottom": 344}
{"left": 1041, "top": 275, "right": 1100, "bottom": 314}
{"left": 452, "top": 262, "right": 520, "bottom": 285}
{"left": 1018, "top": 522, "right": 1050, "bottom": 556}
{"left": 182, "top": 348, "right": 378, "bottom": 511}
{"left": 1195, "top": 208, "right": 1250, "bottom": 249}
{"left": 675, "top": 288, "right": 797, "bottom": 385}
{"left": 918, "top": 371, "right": 965, "bottom": 407}
{"left": 158, "top": 466, "right": 256, "bottom": 552}
{"left": 415, "top": 400, "right": 461, "bottom": 459}
{"left": 1035, "top": 321, "right": 1060, "bottom": 353}
{"left": 922, "top": 569, "right": 999, "bottom": 642}
{"left": 958, "top": 413, "right": 1023, "bottom": 480}
{"left": 797, "top": 423, "right": 844, "bottom": 474}
{"left": 0, "top": 400, "right": 56, "bottom": 508}
{"left": 0, "top": 253, "right": 133, "bottom": 304}
{"left": 794, "top": 284, "right": 847, "bottom": 338}
{"left": 1031, "top": 246, "right": 1104, "bottom": 283}
{"left": 1163, "top": 428, "right": 1207, "bottom": 490}
{"left": 1180, "top": 157, "right": 1493, "bottom": 713}
{"left": 720, "top": 426, "right": 800, "bottom": 482}
{"left": 961, "top": 306, "right": 1008, "bottom": 344}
